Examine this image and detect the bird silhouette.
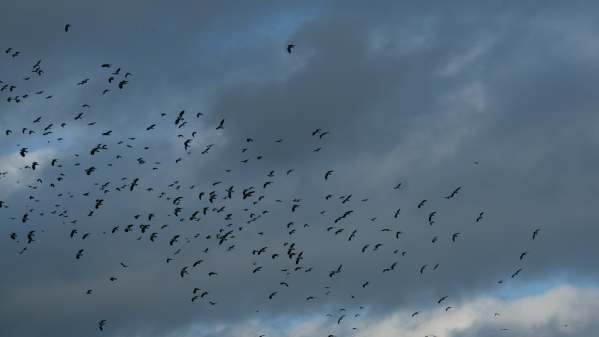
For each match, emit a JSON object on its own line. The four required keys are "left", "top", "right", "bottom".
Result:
{"left": 98, "top": 320, "right": 107, "bottom": 331}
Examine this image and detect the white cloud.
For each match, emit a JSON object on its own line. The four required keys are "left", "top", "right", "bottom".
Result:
{"left": 0, "top": 146, "right": 57, "bottom": 199}
{"left": 169, "top": 285, "right": 598, "bottom": 337}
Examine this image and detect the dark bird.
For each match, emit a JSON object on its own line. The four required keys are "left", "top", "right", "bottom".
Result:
{"left": 451, "top": 232, "right": 460, "bottom": 242}
{"left": 324, "top": 170, "right": 334, "bottom": 180}
{"left": 129, "top": 178, "right": 139, "bottom": 191}
{"left": 417, "top": 199, "right": 427, "bottom": 208}
{"left": 476, "top": 212, "right": 484, "bottom": 222}
{"left": 169, "top": 235, "right": 180, "bottom": 246}
{"left": 84, "top": 167, "right": 96, "bottom": 175}
{"left": 445, "top": 186, "right": 461, "bottom": 199}
{"left": 511, "top": 268, "right": 523, "bottom": 278}
{"left": 98, "top": 320, "right": 107, "bottom": 331}
{"left": 428, "top": 211, "right": 437, "bottom": 224}
{"left": 532, "top": 228, "right": 540, "bottom": 240}
{"left": 287, "top": 43, "right": 295, "bottom": 53}
{"left": 216, "top": 118, "right": 225, "bottom": 130}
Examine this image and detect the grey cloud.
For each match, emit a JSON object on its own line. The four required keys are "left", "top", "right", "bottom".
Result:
{"left": 0, "top": 1, "right": 598, "bottom": 337}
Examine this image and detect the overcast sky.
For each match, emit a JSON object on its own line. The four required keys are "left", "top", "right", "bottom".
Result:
{"left": 1, "top": 1, "right": 598, "bottom": 337}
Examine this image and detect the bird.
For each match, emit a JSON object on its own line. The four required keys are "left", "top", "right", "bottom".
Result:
{"left": 476, "top": 212, "right": 484, "bottom": 222}
{"left": 287, "top": 43, "right": 295, "bottom": 53}
{"left": 532, "top": 228, "right": 540, "bottom": 240}
{"left": 511, "top": 268, "right": 523, "bottom": 278}
{"left": 216, "top": 118, "right": 225, "bottom": 130}
{"left": 445, "top": 186, "right": 461, "bottom": 199}
{"left": 324, "top": 170, "right": 334, "bottom": 180}
{"left": 98, "top": 320, "right": 107, "bottom": 331}
{"left": 428, "top": 211, "right": 436, "bottom": 224}
{"left": 451, "top": 232, "right": 460, "bottom": 242}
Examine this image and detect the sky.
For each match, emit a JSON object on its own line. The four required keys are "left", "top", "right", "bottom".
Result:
{"left": 0, "top": 1, "right": 598, "bottom": 337}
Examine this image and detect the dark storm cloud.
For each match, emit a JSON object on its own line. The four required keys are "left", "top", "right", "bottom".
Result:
{"left": 0, "top": 1, "right": 598, "bottom": 337}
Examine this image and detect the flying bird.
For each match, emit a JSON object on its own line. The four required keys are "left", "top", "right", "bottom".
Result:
{"left": 216, "top": 118, "right": 225, "bottom": 130}
{"left": 511, "top": 268, "right": 523, "bottom": 278}
{"left": 324, "top": 170, "right": 334, "bottom": 180}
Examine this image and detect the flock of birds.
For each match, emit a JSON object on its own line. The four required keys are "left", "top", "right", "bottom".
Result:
{"left": 0, "top": 25, "right": 546, "bottom": 337}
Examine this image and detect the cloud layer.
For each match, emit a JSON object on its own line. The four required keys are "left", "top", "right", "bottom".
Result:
{"left": 0, "top": 1, "right": 598, "bottom": 337}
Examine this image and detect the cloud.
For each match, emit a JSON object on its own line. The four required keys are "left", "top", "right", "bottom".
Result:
{"left": 163, "top": 284, "right": 598, "bottom": 337}
{"left": 0, "top": 1, "right": 598, "bottom": 337}
{"left": 0, "top": 146, "right": 57, "bottom": 199}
